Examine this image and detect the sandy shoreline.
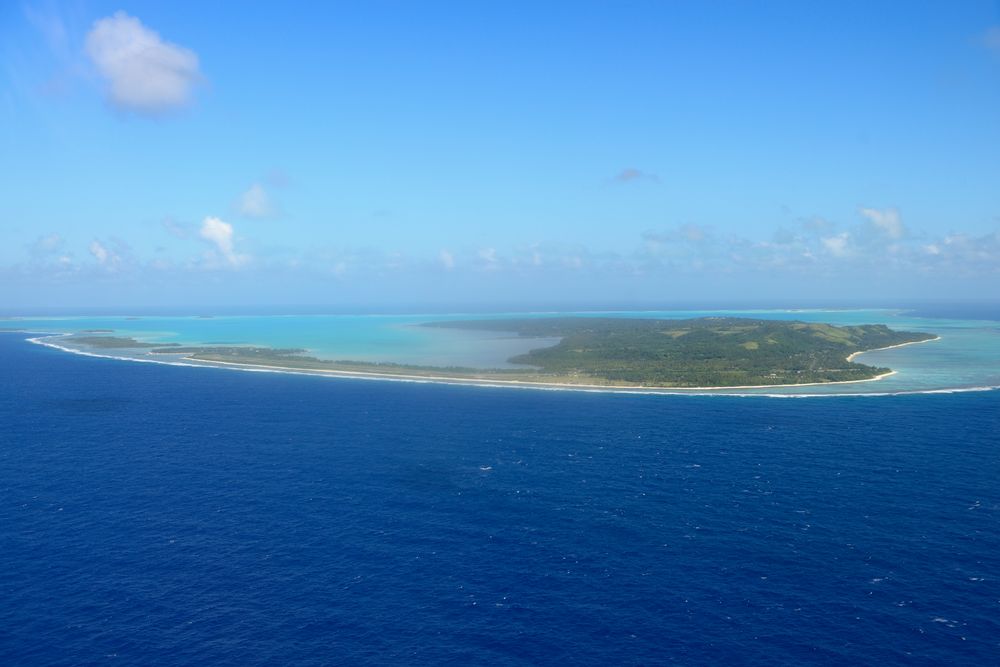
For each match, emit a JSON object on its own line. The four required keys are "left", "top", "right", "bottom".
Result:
{"left": 176, "top": 355, "right": 904, "bottom": 391}
{"left": 142, "top": 333, "right": 946, "bottom": 392}
{"left": 845, "top": 335, "right": 942, "bottom": 362}
{"left": 20, "top": 332, "right": 1000, "bottom": 396}
{"left": 19, "top": 332, "right": 956, "bottom": 395}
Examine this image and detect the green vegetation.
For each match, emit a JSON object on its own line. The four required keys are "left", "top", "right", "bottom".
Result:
{"left": 424, "top": 317, "right": 937, "bottom": 386}
{"left": 61, "top": 317, "right": 937, "bottom": 388}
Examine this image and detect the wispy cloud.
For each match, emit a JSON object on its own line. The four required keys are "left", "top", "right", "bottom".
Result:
{"left": 162, "top": 217, "right": 191, "bottom": 239}
{"left": 88, "top": 239, "right": 129, "bottom": 270}
{"left": 88, "top": 240, "right": 109, "bottom": 263}
{"left": 7, "top": 206, "right": 999, "bottom": 294}
{"left": 642, "top": 224, "right": 710, "bottom": 247}
{"left": 613, "top": 168, "right": 659, "bottom": 184}
{"left": 14, "top": 3, "right": 88, "bottom": 100}
{"left": 439, "top": 249, "right": 455, "bottom": 270}
{"left": 859, "top": 207, "right": 905, "bottom": 239}
{"left": 237, "top": 183, "right": 274, "bottom": 218}
{"left": 28, "top": 233, "right": 64, "bottom": 257}
{"left": 85, "top": 12, "right": 201, "bottom": 115}
{"left": 633, "top": 207, "right": 1000, "bottom": 278}
{"left": 477, "top": 247, "right": 499, "bottom": 270}
{"left": 23, "top": 4, "right": 70, "bottom": 56}
{"left": 984, "top": 26, "right": 1000, "bottom": 53}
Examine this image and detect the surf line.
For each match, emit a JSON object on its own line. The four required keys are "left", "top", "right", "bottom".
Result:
{"left": 26, "top": 332, "right": 991, "bottom": 399}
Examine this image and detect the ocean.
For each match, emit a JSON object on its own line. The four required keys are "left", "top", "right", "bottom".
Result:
{"left": 1, "top": 309, "right": 999, "bottom": 664}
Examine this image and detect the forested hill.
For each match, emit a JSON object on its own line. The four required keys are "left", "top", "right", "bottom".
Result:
{"left": 424, "top": 317, "right": 936, "bottom": 386}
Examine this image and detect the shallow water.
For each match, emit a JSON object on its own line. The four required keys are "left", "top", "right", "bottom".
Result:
{"left": 5, "top": 308, "right": 1000, "bottom": 394}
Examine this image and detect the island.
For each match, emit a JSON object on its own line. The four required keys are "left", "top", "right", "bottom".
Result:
{"left": 423, "top": 317, "right": 937, "bottom": 386}
{"left": 53, "top": 317, "right": 939, "bottom": 389}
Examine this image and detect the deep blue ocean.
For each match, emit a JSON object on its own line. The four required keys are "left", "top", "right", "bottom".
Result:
{"left": 2, "top": 331, "right": 998, "bottom": 665}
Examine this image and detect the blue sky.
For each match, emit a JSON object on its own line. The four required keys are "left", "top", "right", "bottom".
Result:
{"left": 2, "top": 1, "right": 999, "bottom": 309}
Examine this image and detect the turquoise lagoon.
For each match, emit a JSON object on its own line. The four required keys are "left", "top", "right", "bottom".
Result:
{"left": 6, "top": 309, "right": 1000, "bottom": 395}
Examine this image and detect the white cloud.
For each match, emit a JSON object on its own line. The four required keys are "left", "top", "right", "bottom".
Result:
{"left": 88, "top": 239, "right": 123, "bottom": 269}
{"left": 199, "top": 216, "right": 247, "bottom": 267}
{"left": 85, "top": 11, "right": 200, "bottom": 114}
{"left": 821, "top": 233, "right": 851, "bottom": 257}
{"left": 238, "top": 183, "right": 273, "bottom": 218}
{"left": 860, "top": 207, "right": 905, "bottom": 239}
{"left": 439, "top": 249, "right": 455, "bottom": 269}
{"left": 199, "top": 217, "right": 233, "bottom": 255}
{"left": 89, "top": 240, "right": 108, "bottom": 263}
